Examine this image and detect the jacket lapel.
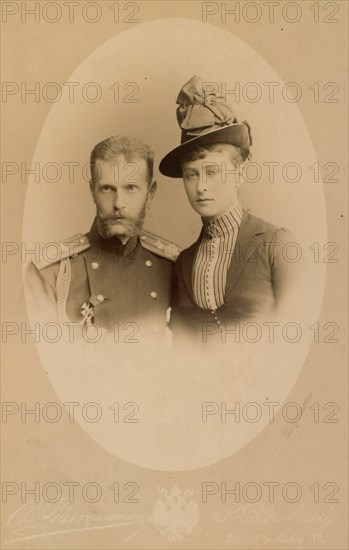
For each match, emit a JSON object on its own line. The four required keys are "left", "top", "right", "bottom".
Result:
{"left": 224, "top": 210, "right": 266, "bottom": 299}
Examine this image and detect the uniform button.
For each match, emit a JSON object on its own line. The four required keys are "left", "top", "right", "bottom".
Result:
{"left": 145, "top": 260, "right": 152, "bottom": 267}
{"left": 91, "top": 262, "right": 99, "bottom": 270}
{"left": 96, "top": 294, "right": 104, "bottom": 302}
{"left": 150, "top": 291, "right": 158, "bottom": 299}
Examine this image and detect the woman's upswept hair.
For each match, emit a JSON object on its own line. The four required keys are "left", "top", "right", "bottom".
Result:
{"left": 180, "top": 142, "right": 251, "bottom": 168}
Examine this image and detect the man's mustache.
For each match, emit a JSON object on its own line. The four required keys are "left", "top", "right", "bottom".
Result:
{"left": 96, "top": 205, "right": 147, "bottom": 240}
{"left": 99, "top": 212, "right": 129, "bottom": 222}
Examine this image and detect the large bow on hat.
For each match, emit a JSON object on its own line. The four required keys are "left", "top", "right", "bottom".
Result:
{"left": 159, "top": 74, "right": 252, "bottom": 178}
{"left": 176, "top": 74, "right": 235, "bottom": 136}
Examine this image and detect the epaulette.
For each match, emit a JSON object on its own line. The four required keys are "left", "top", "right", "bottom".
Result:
{"left": 140, "top": 229, "right": 181, "bottom": 262}
{"left": 33, "top": 233, "right": 91, "bottom": 270}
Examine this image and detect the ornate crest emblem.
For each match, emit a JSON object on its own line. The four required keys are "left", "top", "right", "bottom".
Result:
{"left": 149, "top": 486, "right": 199, "bottom": 543}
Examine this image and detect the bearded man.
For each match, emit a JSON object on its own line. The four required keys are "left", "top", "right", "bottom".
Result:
{"left": 25, "top": 135, "right": 179, "bottom": 340}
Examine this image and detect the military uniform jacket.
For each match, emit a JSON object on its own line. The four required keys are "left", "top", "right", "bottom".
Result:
{"left": 25, "top": 219, "right": 177, "bottom": 338}
{"left": 171, "top": 210, "right": 299, "bottom": 338}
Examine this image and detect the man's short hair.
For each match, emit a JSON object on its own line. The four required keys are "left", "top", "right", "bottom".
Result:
{"left": 180, "top": 142, "right": 250, "bottom": 169}
{"left": 90, "top": 135, "right": 154, "bottom": 186}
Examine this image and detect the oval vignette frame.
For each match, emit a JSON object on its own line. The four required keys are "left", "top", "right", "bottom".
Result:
{"left": 23, "top": 18, "right": 327, "bottom": 471}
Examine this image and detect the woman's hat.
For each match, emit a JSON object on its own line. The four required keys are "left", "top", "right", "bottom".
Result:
{"left": 159, "top": 75, "right": 252, "bottom": 178}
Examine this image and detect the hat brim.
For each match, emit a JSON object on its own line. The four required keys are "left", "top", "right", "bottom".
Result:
{"left": 159, "top": 123, "right": 249, "bottom": 178}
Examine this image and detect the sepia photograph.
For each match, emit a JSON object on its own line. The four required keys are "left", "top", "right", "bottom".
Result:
{"left": 1, "top": 1, "right": 348, "bottom": 548}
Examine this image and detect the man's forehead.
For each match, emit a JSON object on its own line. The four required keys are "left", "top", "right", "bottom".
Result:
{"left": 98, "top": 156, "right": 147, "bottom": 170}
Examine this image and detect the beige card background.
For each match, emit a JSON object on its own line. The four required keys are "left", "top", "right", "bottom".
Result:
{"left": 1, "top": 1, "right": 348, "bottom": 548}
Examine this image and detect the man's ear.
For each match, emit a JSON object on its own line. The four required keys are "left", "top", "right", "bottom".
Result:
{"left": 89, "top": 182, "right": 96, "bottom": 204}
{"left": 147, "top": 180, "right": 157, "bottom": 201}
